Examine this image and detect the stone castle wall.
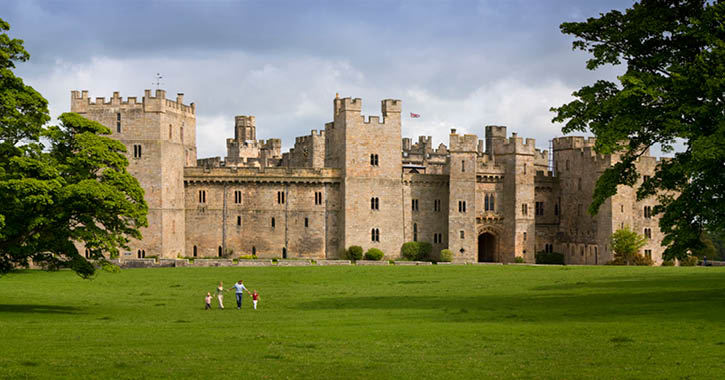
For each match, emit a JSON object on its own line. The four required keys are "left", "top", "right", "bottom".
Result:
{"left": 69, "top": 90, "right": 667, "bottom": 264}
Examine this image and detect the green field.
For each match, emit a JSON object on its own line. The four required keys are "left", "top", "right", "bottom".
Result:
{"left": 1, "top": 265, "right": 724, "bottom": 379}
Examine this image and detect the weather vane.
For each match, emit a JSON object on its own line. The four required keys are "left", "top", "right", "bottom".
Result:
{"left": 153, "top": 73, "right": 164, "bottom": 90}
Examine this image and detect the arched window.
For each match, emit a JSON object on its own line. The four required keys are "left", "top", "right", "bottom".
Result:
{"left": 218, "top": 246, "right": 223, "bottom": 257}
{"left": 413, "top": 223, "right": 418, "bottom": 242}
{"left": 282, "top": 247, "right": 287, "bottom": 258}
{"left": 252, "top": 246, "right": 256, "bottom": 256}
{"left": 193, "top": 245, "right": 197, "bottom": 257}
{"left": 484, "top": 194, "right": 489, "bottom": 211}
{"left": 490, "top": 194, "right": 495, "bottom": 211}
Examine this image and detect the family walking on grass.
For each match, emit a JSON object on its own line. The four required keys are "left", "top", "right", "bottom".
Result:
{"left": 205, "top": 280, "right": 260, "bottom": 310}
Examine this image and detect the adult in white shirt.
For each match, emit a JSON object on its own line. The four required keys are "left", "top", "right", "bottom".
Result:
{"left": 228, "top": 280, "right": 251, "bottom": 309}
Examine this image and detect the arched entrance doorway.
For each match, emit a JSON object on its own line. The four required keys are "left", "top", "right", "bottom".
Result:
{"left": 478, "top": 233, "right": 496, "bottom": 262}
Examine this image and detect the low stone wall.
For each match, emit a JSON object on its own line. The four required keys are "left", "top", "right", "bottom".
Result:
{"left": 355, "top": 260, "right": 389, "bottom": 266}
{"left": 316, "top": 260, "right": 351, "bottom": 266}
{"left": 394, "top": 261, "right": 432, "bottom": 266}
{"left": 277, "top": 260, "right": 312, "bottom": 266}
{"left": 237, "top": 260, "right": 276, "bottom": 267}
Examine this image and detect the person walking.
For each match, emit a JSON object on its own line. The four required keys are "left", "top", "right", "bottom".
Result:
{"left": 229, "top": 280, "right": 251, "bottom": 309}
{"left": 204, "top": 292, "right": 212, "bottom": 310}
{"left": 252, "top": 290, "right": 260, "bottom": 310}
{"left": 216, "top": 281, "right": 225, "bottom": 309}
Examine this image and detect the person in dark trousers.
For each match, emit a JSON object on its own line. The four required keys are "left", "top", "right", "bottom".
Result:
{"left": 229, "top": 280, "right": 251, "bottom": 309}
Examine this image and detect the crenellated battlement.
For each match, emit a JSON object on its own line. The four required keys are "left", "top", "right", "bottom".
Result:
{"left": 449, "top": 129, "right": 478, "bottom": 152}
{"left": 334, "top": 96, "right": 362, "bottom": 114}
{"left": 497, "top": 132, "right": 536, "bottom": 154}
{"left": 552, "top": 136, "right": 596, "bottom": 151}
{"left": 381, "top": 99, "right": 401, "bottom": 115}
{"left": 70, "top": 89, "right": 196, "bottom": 115}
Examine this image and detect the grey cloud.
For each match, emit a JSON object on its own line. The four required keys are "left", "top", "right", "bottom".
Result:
{"left": 1, "top": 0, "right": 648, "bottom": 158}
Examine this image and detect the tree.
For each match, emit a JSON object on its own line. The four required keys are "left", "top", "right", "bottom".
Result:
{"left": 610, "top": 227, "right": 648, "bottom": 265}
{"left": 551, "top": 1, "right": 725, "bottom": 261}
{"left": 0, "top": 19, "right": 147, "bottom": 278}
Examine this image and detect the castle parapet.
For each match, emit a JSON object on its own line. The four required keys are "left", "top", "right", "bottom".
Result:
{"left": 498, "top": 132, "right": 536, "bottom": 154}
{"left": 552, "top": 136, "right": 596, "bottom": 150}
{"left": 449, "top": 129, "right": 478, "bottom": 152}
{"left": 70, "top": 89, "right": 195, "bottom": 115}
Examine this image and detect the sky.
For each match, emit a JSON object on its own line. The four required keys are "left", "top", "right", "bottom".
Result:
{"left": 1, "top": 0, "right": 638, "bottom": 159}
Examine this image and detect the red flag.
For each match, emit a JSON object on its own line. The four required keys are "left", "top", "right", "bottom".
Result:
{"left": 410, "top": 112, "right": 420, "bottom": 118}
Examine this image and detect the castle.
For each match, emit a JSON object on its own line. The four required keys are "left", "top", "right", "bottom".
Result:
{"left": 70, "top": 90, "right": 665, "bottom": 264}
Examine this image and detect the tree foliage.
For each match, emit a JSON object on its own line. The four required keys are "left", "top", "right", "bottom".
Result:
{"left": 551, "top": 1, "right": 725, "bottom": 260}
{"left": 610, "top": 227, "right": 649, "bottom": 265}
{"left": 0, "top": 19, "right": 147, "bottom": 278}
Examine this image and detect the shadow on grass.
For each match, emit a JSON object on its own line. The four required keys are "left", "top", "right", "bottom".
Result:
{"left": 0, "top": 304, "right": 83, "bottom": 315}
{"left": 295, "top": 273, "right": 725, "bottom": 323}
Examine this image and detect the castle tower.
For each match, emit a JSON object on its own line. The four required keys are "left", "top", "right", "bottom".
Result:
{"left": 493, "top": 132, "right": 537, "bottom": 263}
{"left": 70, "top": 89, "right": 197, "bottom": 258}
{"left": 234, "top": 115, "right": 256, "bottom": 142}
{"left": 325, "top": 95, "right": 404, "bottom": 258}
{"left": 447, "top": 130, "right": 478, "bottom": 262}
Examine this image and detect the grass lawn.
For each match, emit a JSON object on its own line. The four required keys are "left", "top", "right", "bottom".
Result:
{"left": 1, "top": 265, "right": 724, "bottom": 379}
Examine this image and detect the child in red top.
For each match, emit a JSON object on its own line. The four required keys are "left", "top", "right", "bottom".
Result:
{"left": 252, "top": 290, "right": 260, "bottom": 310}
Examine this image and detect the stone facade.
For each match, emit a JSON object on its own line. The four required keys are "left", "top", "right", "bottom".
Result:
{"left": 71, "top": 90, "right": 667, "bottom": 264}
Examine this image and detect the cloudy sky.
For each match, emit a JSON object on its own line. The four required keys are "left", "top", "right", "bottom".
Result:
{"left": 2, "top": 0, "right": 637, "bottom": 159}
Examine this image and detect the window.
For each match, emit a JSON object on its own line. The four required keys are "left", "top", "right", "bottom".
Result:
{"left": 413, "top": 223, "right": 418, "bottom": 241}
{"left": 84, "top": 248, "right": 90, "bottom": 259}
{"left": 271, "top": 217, "right": 276, "bottom": 228}
{"left": 371, "top": 197, "right": 379, "bottom": 210}
{"left": 461, "top": 160, "right": 465, "bottom": 172}
{"left": 412, "top": 199, "right": 419, "bottom": 211}
{"left": 137, "top": 249, "right": 145, "bottom": 258}
{"left": 314, "top": 191, "right": 323, "bottom": 205}
{"left": 544, "top": 244, "right": 553, "bottom": 253}
{"left": 643, "top": 175, "right": 650, "bottom": 182}
{"left": 594, "top": 246, "right": 598, "bottom": 256}
{"left": 489, "top": 194, "right": 495, "bottom": 211}
{"left": 535, "top": 201, "right": 544, "bottom": 216}
{"left": 193, "top": 245, "right": 197, "bottom": 257}
{"left": 234, "top": 190, "right": 242, "bottom": 204}
{"left": 198, "top": 190, "right": 206, "bottom": 203}
{"left": 252, "top": 246, "right": 256, "bottom": 255}
{"left": 371, "top": 228, "right": 380, "bottom": 242}
{"left": 578, "top": 178, "right": 582, "bottom": 190}
{"left": 169, "top": 124, "right": 172, "bottom": 139}
{"left": 218, "top": 246, "right": 222, "bottom": 257}
{"left": 523, "top": 164, "right": 527, "bottom": 175}
{"left": 644, "top": 228, "right": 652, "bottom": 239}
{"left": 133, "top": 144, "right": 142, "bottom": 158}
{"left": 434, "top": 233, "right": 443, "bottom": 244}
{"left": 523, "top": 232, "right": 527, "bottom": 241}
{"left": 458, "top": 201, "right": 466, "bottom": 213}
{"left": 434, "top": 199, "right": 441, "bottom": 212}
{"left": 485, "top": 194, "right": 489, "bottom": 211}
{"left": 554, "top": 203, "right": 559, "bottom": 216}
{"left": 370, "top": 154, "right": 379, "bottom": 166}
{"left": 460, "top": 230, "right": 465, "bottom": 239}
{"left": 621, "top": 204, "right": 624, "bottom": 213}
{"left": 237, "top": 216, "right": 241, "bottom": 226}
{"left": 282, "top": 247, "right": 287, "bottom": 258}
{"left": 277, "top": 191, "right": 285, "bottom": 204}
{"left": 521, "top": 203, "right": 528, "bottom": 216}
{"left": 644, "top": 249, "right": 652, "bottom": 259}
{"left": 116, "top": 113, "right": 121, "bottom": 133}
{"left": 644, "top": 206, "right": 652, "bottom": 219}
{"left": 304, "top": 217, "right": 309, "bottom": 228}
